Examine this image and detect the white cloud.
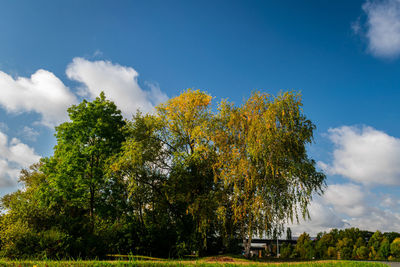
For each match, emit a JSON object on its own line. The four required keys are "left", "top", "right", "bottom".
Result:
{"left": 359, "top": 0, "right": 400, "bottom": 58}
{"left": 319, "top": 125, "right": 400, "bottom": 185}
{"left": 0, "top": 58, "right": 167, "bottom": 128}
{"left": 289, "top": 182, "right": 400, "bottom": 235}
{"left": 346, "top": 206, "right": 400, "bottom": 233}
{"left": 0, "top": 69, "right": 78, "bottom": 127}
{"left": 380, "top": 194, "right": 400, "bottom": 208}
{"left": 324, "top": 183, "right": 367, "bottom": 217}
{"left": 288, "top": 199, "right": 347, "bottom": 236}
{"left": 66, "top": 57, "right": 168, "bottom": 118}
{"left": 0, "top": 131, "right": 40, "bottom": 188}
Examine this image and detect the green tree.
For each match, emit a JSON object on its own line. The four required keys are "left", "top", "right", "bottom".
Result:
{"left": 368, "top": 231, "right": 384, "bottom": 259}
{"left": 42, "top": 92, "right": 126, "bottom": 227}
{"left": 112, "top": 90, "right": 222, "bottom": 255}
{"left": 353, "top": 237, "right": 366, "bottom": 259}
{"left": 377, "top": 238, "right": 390, "bottom": 260}
{"left": 280, "top": 242, "right": 293, "bottom": 258}
{"left": 390, "top": 238, "right": 400, "bottom": 259}
{"left": 294, "top": 232, "right": 315, "bottom": 259}
{"left": 355, "top": 246, "right": 369, "bottom": 260}
{"left": 286, "top": 227, "right": 292, "bottom": 240}
{"left": 212, "top": 92, "right": 325, "bottom": 257}
{"left": 315, "top": 233, "right": 335, "bottom": 259}
{"left": 327, "top": 246, "right": 337, "bottom": 259}
{"left": 336, "top": 237, "right": 353, "bottom": 260}
{"left": 0, "top": 164, "right": 70, "bottom": 259}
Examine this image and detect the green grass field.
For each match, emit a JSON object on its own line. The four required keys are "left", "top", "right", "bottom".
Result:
{"left": 0, "top": 257, "right": 389, "bottom": 267}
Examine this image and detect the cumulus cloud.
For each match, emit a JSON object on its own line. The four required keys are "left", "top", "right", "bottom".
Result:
{"left": 324, "top": 183, "right": 367, "bottom": 217}
{"left": 0, "top": 58, "right": 168, "bottom": 128}
{"left": 288, "top": 199, "right": 347, "bottom": 236}
{"left": 319, "top": 125, "right": 400, "bottom": 185}
{"left": 358, "top": 0, "right": 400, "bottom": 58}
{"left": 0, "top": 131, "right": 40, "bottom": 187}
{"left": 346, "top": 206, "right": 400, "bottom": 233}
{"left": 0, "top": 69, "right": 78, "bottom": 127}
{"left": 66, "top": 57, "right": 168, "bottom": 118}
{"left": 289, "top": 182, "right": 400, "bottom": 235}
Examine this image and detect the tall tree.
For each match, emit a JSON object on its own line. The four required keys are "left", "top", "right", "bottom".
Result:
{"left": 41, "top": 92, "right": 126, "bottom": 231}
{"left": 212, "top": 91, "right": 325, "bottom": 257}
{"left": 112, "top": 89, "right": 220, "bottom": 255}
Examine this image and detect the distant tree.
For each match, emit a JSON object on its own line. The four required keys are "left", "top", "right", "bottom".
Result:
{"left": 377, "top": 238, "right": 390, "bottom": 260}
{"left": 286, "top": 227, "right": 292, "bottom": 240}
{"left": 391, "top": 238, "right": 400, "bottom": 259}
{"left": 212, "top": 92, "right": 325, "bottom": 257}
{"left": 336, "top": 237, "right": 353, "bottom": 260}
{"left": 315, "top": 233, "right": 335, "bottom": 259}
{"left": 327, "top": 246, "right": 337, "bottom": 259}
{"left": 355, "top": 246, "right": 369, "bottom": 260}
{"left": 353, "top": 237, "right": 366, "bottom": 259}
{"left": 384, "top": 232, "right": 400, "bottom": 244}
{"left": 368, "top": 231, "right": 384, "bottom": 259}
{"left": 294, "top": 232, "right": 315, "bottom": 259}
{"left": 280, "top": 242, "right": 293, "bottom": 258}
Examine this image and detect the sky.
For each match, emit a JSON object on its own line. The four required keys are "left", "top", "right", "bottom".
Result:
{"left": 0, "top": 0, "right": 400, "bottom": 236}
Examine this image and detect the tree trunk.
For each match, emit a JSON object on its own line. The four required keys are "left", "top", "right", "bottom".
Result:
{"left": 89, "top": 185, "right": 94, "bottom": 232}
{"left": 243, "top": 236, "right": 252, "bottom": 258}
{"left": 243, "top": 218, "right": 253, "bottom": 258}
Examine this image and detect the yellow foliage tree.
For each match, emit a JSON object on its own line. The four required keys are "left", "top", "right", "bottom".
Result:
{"left": 212, "top": 91, "right": 325, "bottom": 257}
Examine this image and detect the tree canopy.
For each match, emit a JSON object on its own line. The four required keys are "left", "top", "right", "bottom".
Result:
{"left": 0, "top": 89, "right": 326, "bottom": 259}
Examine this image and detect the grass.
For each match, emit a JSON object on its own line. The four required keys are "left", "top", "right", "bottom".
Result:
{"left": 0, "top": 257, "right": 390, "bottom": 267}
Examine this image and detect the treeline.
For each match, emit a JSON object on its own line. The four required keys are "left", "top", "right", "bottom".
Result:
{"left": 278, "top": 228, "right": 400, "bottom": 261}
{"left": 0, "top": 90, "right": 324, "bottom": 259}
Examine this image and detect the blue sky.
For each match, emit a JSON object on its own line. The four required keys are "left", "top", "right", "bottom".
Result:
{"left": 1, "top": 0, "right": 400, "bottom": 235}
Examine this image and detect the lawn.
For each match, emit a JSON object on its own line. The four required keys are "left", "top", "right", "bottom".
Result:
{"left": 0, "top": 256, "right": 389, "bottom": 267}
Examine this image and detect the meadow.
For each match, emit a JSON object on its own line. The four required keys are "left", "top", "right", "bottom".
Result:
{"left": 0, "top": 257, "right": 389, "bottom": 267}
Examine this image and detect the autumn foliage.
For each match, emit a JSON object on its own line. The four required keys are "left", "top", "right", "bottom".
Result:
{"left": 0, "top": 89, "right": 324, "bottom": 259}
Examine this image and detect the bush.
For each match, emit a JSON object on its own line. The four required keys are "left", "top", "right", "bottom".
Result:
{"left": 0, "top": 219, "right": 39, "bottom": 259}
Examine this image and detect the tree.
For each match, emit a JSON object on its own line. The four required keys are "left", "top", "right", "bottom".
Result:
{"left": 280, "top": 242, "right": 293, "bottom": 258}
{"left": 0, "top": 163, "right": 70, "bottom": 259}
{"left": 315, "top": 233, "right": 335, "bottom": 259}
{"left": 327, "top": 246, "right": 337, "bottom": 259}
{"left": 294, "top": 232, "right": 315, "bottom": 259}
{"left": 391, "top": 238, "right": 400, "bottom": 259}
{"left": 353, "top": 237, "right": 366, "bottom": 259}
{"left": 336, "top": 238, "right": 353, "bottom": 260}
{"left": 112, "top": 89, "right": 222, "bottom": 255}
{"left": 212, "top": 92, "right": 325, "bottom": 257}
{"left": 368, "top": 230, "right": 384, "bottom": 259}
{"left": 41, "top": 92, "right": 126, "bottom": 232}
{"left": 286, "top": 227, "right": 292, "bottom": 240}
{"left": 355, "top": 246, "right": 369, "bottom": 260}
{"left": 377, "top": 238, "right": 390, "bottom": 260}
